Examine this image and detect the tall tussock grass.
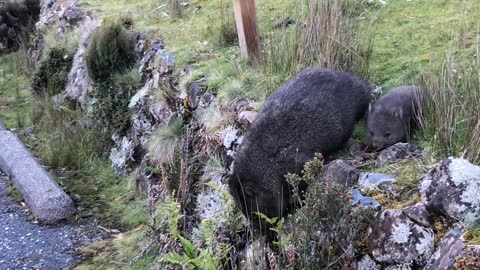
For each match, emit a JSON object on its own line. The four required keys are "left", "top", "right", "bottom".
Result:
{"left": 419, "top": 22, "right": 480, "bottom": 164}
{"left": 32, "top": 99, "right": 103, "bottom": 171}
{"left": 262, "top": 0, "right": 372, "bottom": 80}
{"left": 420, "top": 54, "right": 480, "bottom": 164}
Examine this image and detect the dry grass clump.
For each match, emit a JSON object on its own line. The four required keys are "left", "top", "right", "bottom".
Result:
{"left": 263, "top": 0, "right": 372, "bottom": 79}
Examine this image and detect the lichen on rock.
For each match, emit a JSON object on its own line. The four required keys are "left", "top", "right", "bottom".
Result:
{"left": 420, "top": 157, "right": 480, "bottom": 221}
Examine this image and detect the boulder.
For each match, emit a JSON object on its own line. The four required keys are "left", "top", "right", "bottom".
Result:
{"left": 368, "top": 209, "right": 434, "bottom": 265}
{"left": 420, "top": 158, "right": 480, "bottom": 221}
{"left": 322, "top": 160, "right": 358, "bottom": 187}
{"left": 60, "top": 6, "right": 84, "bottom": 25}
{"left": 237, "top": 111, "right": 257, "bottom": 130}
{"left": 61, "top": 15, "right": 101, "bottom": 108}
{"left": 424, "top": 227, "right": 465, "bottom": 270}
{"left": 376, "top": 143, "right": 424, "bottom": 166}
{"left": 357, "top": 255, "right": 380, "bottom": 270}
{"left": 0, "top": 130, "right": 75, "bottom": 223}
{"left": 402, "top": 202, "right": 433, "bottom": 228}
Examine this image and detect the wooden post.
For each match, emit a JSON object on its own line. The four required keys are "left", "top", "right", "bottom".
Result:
{"left": 233, "top": 0, "right": 261, "bottom": 64}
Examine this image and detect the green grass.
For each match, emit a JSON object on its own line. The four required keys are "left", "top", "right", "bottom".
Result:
{"left": 0, "top": 53, "right": 33, "bottom": 129}
{"left": 367, "top": 0, "right": 480, "bottom": 89}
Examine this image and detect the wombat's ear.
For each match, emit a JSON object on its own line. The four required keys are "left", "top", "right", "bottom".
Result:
{"left": 393, "top": 107, "right": 403, "bottom": 118}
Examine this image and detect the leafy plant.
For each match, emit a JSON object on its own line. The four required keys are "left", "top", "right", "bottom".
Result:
{"left": 92, "top": 69, "right": 142, "bottom": 138}
{"left": 281, "top": 154, "right": 376, "bottom": 269}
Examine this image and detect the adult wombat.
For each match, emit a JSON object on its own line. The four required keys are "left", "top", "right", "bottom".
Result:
{"left": 366, "top": 85, "right": 422, "bottom": 149}
{"left": 228, "top": 68, "right": 371, "bottom": 226}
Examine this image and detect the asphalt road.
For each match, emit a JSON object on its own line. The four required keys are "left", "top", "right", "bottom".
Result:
{"left": 0, "top": 174, "right": 98, "bottom": 270}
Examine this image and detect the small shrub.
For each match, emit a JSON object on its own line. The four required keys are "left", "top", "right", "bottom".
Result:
{"left": 93, "top": 69, "right": 143, "bottom": 137}
{"left": 0, "top": 0, "right": 40, "bottom": 52}
{"left": 278, "top": 155, "right": 376, "bottom": 269}
{"left": 31, "top": 47, "right": 74, "bottom": 97}
{"left": 85, "top": 21, "right": 137, "bottom": 82}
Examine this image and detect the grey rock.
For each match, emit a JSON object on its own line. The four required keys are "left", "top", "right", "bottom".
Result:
{"left": 424, "top": 227, "right": 464, "bottom": 270}
{"left": 139, "top": 38, "right": 165, "bottom": 77}
{"left": 357, "top": 255, "right": 380, "bottom": 270}
{"left": 237, "top": 111, "right": 257, "bottom": 130}
{"left": 238, "top": 236, "right": 268, "bottom": 270}
{"left": 61, "top": 16, "right": 101, "bottom": 108}
{"left": 402, "top": 202, "right": 433, "bottom": 228}
{"left": 323, "top": 160, "right": 359, "bottom": 187}
{"left": 384, "top": 264, "right": 412, "bottom": 270}
{"left": 159, "top": 52, "right": 175, "bottom": 75}
{"left": 46, "top": 0, "right": 57, "bottom": 8}
{"left": 110, "top": 37, "right": 176, "bottom": 176}
{"left": 377, "top": 143, "right": 424, "bottom": 166}
{"left": 0, "top": 121, "right": 5, "bottom": 130}
{"left": 188, "top": 80, "right": 204, "bottom": 109}
{"left": 0, "top": 130, "right": 75, "bottom": 223}
{"left": 359, "top": 173, "right": 396, "bottom": 190}
{"left": 109, "top": 135, "right": 135, "bottom": 176}
{"left": 368, "top": 209, "right": 434, "bottom": 265}
{"left": 234, "top": 98, "right": 258, "bottom": 113}
{"left": 199, "top": 92, "right": 215, "bottom": 108}
{"left": 420, "top": 158, "right": 480, "bottom": 221}
{"left": 348, "top": 189, "right": 381, "bottom": 210}
{"left": 61, "top": 6, "right": 84, "bottom": 25}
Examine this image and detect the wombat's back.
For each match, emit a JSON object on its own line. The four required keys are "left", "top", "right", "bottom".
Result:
{"left": 229, "top": 67, "right": 371, "bottom": 222}
{"left": 249, "top": 67, "right": 371, "bottom": 159}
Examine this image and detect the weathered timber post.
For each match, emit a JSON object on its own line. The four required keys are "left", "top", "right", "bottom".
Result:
{"left": 233, "top": 0, "right": 261, "bottom": 64}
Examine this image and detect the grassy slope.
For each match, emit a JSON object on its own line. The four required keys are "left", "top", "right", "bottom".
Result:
{"left": 368, "top": 0, "right": 480, "bottom": 89}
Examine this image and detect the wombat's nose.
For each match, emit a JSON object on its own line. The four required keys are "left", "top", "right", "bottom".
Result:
{"left": 372, "top": 140, "right": 383, "bottom": 150}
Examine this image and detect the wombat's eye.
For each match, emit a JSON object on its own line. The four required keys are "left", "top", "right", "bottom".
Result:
{"left": 384, "top": 132, "right": 391, "bottom": 138}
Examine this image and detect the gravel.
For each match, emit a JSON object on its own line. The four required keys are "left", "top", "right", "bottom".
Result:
{"left": 0, "top": 174, "right": 101, "bottom": 269}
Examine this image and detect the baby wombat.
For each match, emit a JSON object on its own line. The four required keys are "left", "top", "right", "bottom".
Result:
{"left": 228, "top": 68, "right": 371, "bottom": 226}
{"left": 366, "top": 85, "right": 422, "bottom": 149}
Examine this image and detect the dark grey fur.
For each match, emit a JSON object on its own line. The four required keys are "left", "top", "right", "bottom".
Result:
{"left": 228, "top": 68, "right": 371, "bottom": 225}
{"left": 366, "top": 85, "right": 422, "bottom": 149}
